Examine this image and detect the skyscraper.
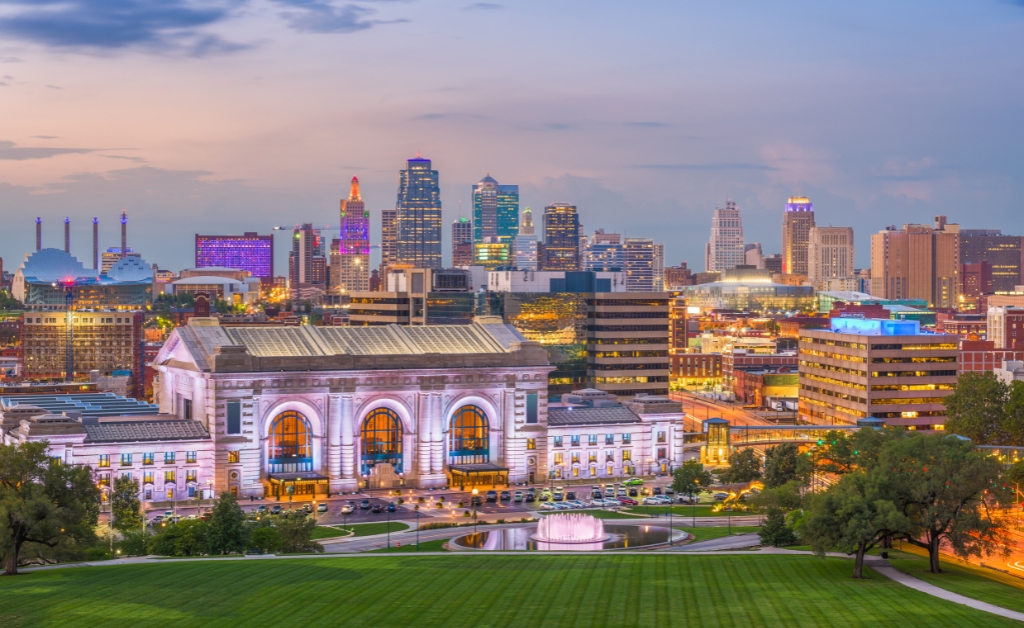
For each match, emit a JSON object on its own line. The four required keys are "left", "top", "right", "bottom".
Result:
{"left": 452, "top": 216, "right": 474, "bottom": 267}
{"left": 959, "top": 229, "right": 1022, "bottom": 293}
{"left": 195, "top": 232, "right": 275, "bottom": 280}
{"left": 332, "top": 177, "right": 370, "bottom": 293}
{"left": 540, "top": 203, "right": 580, "bottom": 271}
{"left": 289, "top": 223, "right": 326, "bottom": 296}
{"left": 623, "top": 238, "right": 656, "bottom": 291}
{"left": 380, "top": 208, "right": 397, "bottom": 278}
{"left": 807, "top": 226, "right": 855, "bottom": 291}
{"left": 472, "top": 173, "right": 519, "bottom": 245}
{"left": 585, "top": 230, "right": 623, "bottom": 271}
{"left": 782, "top": 196, "right": 815, "bottom": 275}
{"left": 396, "top": 156, "right": 442, "bottom": 269}
{"left": 512, "top": 207, "right": 538, "bottom": 270}
{"left": 870, "top": 216, "right": 960, "bottom": 308}
{"left": 707, "top": 201, "right": 744, "bottom": 271}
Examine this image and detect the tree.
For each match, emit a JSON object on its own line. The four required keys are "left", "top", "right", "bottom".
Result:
{"left": 206, "top": 492, "right": 249, "bottom": 555}
{"left": 1003, "top": 381, "right": 1024, "bottom": 445}
{"left": 119, "top": 529, "right": 150, "bottom": 557}
{"left": 944, "top": 371, "right": 1010, "bottom": 445}
{"left": 249, "top": 527, "right": 281, "bottom": 554}
{"left": 671, "top": 460, "right": 714, "bottom": 501}
{"left": 876, "top": 433, "right": 1007, "bottom": 573}
{"left": 717, "top": 448, "right": 762, "bottom": 484}
{"left": 0, "top": 441, "right": 100, "bottom": 575}
{"left": 759, "top": 507, "right": 797, "bottom": 547}
{"left": 274, "top": 511, "right": 323, "bottom": 554}
{"left": 763, "top": 443, "right": 810, "bottom": 488}
{"left": 110, "top": 476, "right": 143, "bottom": 533}
{"left": 173, "top": 520, "right": 208, "bottom": 557}
{"left": 799, "top": 473, "right": 910, "bottom": 578}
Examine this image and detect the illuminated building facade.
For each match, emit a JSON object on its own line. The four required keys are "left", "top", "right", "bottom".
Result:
{"left": 869, "top": 217, "right": 960, "bottom": 308}
{"left": 13, "top": 249, "right": 153, "bottom": 311}
{"left": 959, "top": 229, "right": 1022, "bottom": 293}
{"left": 807, "top": 226, "right": 854, "bottom": 291}
{"left": 195, "top": 233, "right": 274, "bottom": 281}
{"left": 623, "top": 238, "right": 656, "bottom": 291}
{"left": 798, "top": 318, "right": 958, "bottom": 430}
{"left": 396, "top": 156, "right": 442, "bottom": 270}
{"left": 333, "top": 177, "right": 370, "bottom": 293}
{"left": 540, "top": 203, "right": 580, "bottom": 271}
{"left": 585, "top": 230, "right": 623, "bottom": 271}
{"left": 707, "top": 201, "right": 745, "bottom": 272}
{"left": 380, "top": 208, "right": 398, "bottom": 278}
{"left": 472, "top": 173, "right": 519, "bottom": 245}
{"left": 473, "top": 238, "right": 510, "bottom": 270}
{"left": 782, "top": 197, "right": 815, "bottom": 275}
{"left": 587, "top": 293, "right": 670, "bottom": 398}
{"left": 682, "top": 270, "right": 816, "bottom": 313}
{"left": 288, "top": 223, "right": 326, "bottom": 297}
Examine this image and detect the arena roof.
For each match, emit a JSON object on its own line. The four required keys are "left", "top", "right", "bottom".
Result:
{"left": 0, "top": 392, "right": 160, "bottom": 419}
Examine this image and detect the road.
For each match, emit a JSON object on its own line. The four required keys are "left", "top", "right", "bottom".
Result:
{"left": 670, "top": 391, "right": 772, "bottom": 429}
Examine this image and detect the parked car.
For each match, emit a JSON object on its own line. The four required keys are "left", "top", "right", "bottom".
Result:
{"left": 566, "top": 491, "right": 577, "bottom": 501}
{"left": 713, "top": 492, "right": 730, "bottom": 501}
{"left": 525, "top": 491, "right": 536, "bottom": 502}
{"left": 341, "top": 504, "right": 356, "bottom": 515}
{"left": 617, "top": 489, "right": 627, "bottom": 497}
{"left": 486, "top": 490, "right": 498, "bottom": 503}
{"left": 360, "top": 499, "right": 371, "bottom": 510}
{"left": 603, "top": 498, "right": 622, "bottom": 507}
{"left": 270, "top": 505, "right": 283, "bottom": 515}
{"left": 500, "top": 490, "right": 511, "bottom": 501}
{"left": 653, "top": 486, "right": 663, "bottom": 495}
{"left": 676, "top": 494, "right": 698, "bottom": 504}
{"left": 513, "top": 491, "right": 524, "bottom": 503}
{"left": 628, "top": 488, "right": 639, "bottom": 497}
{"left": 256, "top": 505, "right": 267, "bottom": 513}
{"left": 317, "top": 503, "right": 328, "bottom": 513}
{"left": 604, "top": 487, "right": 616, "bottom": 498}
{"left": 664, "top": 487, "right": 675, "bottom": 495}
{"left": 387, "top": 502, "right": 396, "bottom": 512}
{"left": 301, "top": 504, "right": 312, "bottom": 513}
{"left": 642, "top": 497, "right": 662, "bottom": 505}
{"left": 371, "top": 504, "right": 384, "bottom": 514}
{"left": 540, "top": 502, "right": 559, "bottom": 510}
{"left": 554, "top": 502, "right": 571, "bottom": 510}
{"left": 624, "top": 478, "right": 644, "bottom": 486}
{"left": 616, "top": 496, "right": 638, "bottom": 506}
{"left": 568, "top": 500, "right": 587, "bottom": 509}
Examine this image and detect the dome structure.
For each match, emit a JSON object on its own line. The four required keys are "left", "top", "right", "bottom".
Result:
{"left": 17, "top": 248, "right": 98, "bottom": 284}
{"left": 106, "top": 256, "right": 152, "bottom": 282}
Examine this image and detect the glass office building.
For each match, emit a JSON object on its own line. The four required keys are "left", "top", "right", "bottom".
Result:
{"left": 194, "top": 233, "right": 274, "bottom": 280}
{"left": 473, "top": 174, "right": 520, "bottom": 245}
{"left": 396, "top": 156, "right": 443, "bottom": 269}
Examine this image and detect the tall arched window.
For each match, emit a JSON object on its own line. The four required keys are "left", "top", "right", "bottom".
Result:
{"left": 448, "top": 405, "right": 489, "bottom": 464}
{"left": 268, "top": 410, "right": 312, "bottom": 473}
{"left": 361, "top": 408, "right": 403, "bottom": 474}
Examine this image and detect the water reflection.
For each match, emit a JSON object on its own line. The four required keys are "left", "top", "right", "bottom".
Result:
{"left": 453, "top": 524, "right": 675, "bottom": 551}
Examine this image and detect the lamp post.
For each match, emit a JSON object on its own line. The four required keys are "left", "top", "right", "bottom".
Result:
{"left": 386, "top": 507, "right": 391, "bottom": 550}
{"left": 667, "top": 505, "right": 673, "bottom": 546}
{"left": 472, "top": 488, "right": 479, "bottom": 536}
{"left": 105, "top": 486, "right": 114, "bottom": 556}
{"left": 415, "top": 505, "right": 420, "bottom": 552}
{"left": 205, "top": 479, "right": 213, "bottom": 512}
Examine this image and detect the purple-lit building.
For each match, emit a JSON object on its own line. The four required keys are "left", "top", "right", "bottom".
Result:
{"left": 331, "top": 177, "right": 370, "bottom": 293}
{"left": 195, "top": 233, "right": 274, "bottom": 282}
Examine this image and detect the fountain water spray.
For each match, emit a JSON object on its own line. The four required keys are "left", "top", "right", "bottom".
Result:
{"left": 532, "top": 513, "right": 609, "bottom": 543}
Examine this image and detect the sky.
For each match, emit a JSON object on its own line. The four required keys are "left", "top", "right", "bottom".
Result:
{"left": 1, "top": 0, "right": 1023, "bottom": 275}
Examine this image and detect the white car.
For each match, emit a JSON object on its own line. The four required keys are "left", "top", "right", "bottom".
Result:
{"left": 540, "top": 502, "right": 559, "bottom": 510}
{"left": 641, "top": 497, "right": 661, "bottom": 505}
{"left": 676, "top": 494, "right": 699, "bottom": 504}
{"left": 602, "top": 498, "right": 621, "bottom": 507}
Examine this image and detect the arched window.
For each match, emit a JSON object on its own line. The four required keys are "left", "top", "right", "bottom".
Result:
{"left": 361, "top": 408, "right": 403, "bottom": 474}
{"left": 268, "top": 410, "right": 313, "bottom": 473}
{"left": 448, "top": 405, "right": 489, "bottom": 464}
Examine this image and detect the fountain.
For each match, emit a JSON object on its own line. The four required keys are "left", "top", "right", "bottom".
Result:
{"left": 532, "top": 513, "right": 609, "bottom": 543}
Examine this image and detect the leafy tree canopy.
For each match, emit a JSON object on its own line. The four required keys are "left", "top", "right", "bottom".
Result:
{"left": 671, "top": 460, "right": 714, "bottom": 497}
{"left": 717, "top": 448, "right": 762, "bottom": 484}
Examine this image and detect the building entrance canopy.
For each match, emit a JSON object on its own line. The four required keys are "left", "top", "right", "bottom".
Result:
{"left": 268, "top": 472, "right": 329, "bottom": 497}
{"left": 449, "top": 463, "right": 509, "bottom": 490}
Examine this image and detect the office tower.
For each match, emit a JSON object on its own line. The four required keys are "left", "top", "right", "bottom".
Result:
{"left": 807, "top": 226, "right": 855, "bottom": 291}
{"left": 870, "top": 217, "right": 960, "bottom": 308}
{"left": 782, "top": 197, "right": 815, "bottom": 275}
{"left": 588, "top": 292, "right": 670, "bottom": 398}
{"left": 92, "top": 218, "right": 99, "bottom": 270}
{"left": 396, "top": 156, "right": 442, "bottom": 269}
{"left": 288, "top": 223, "right": 326, "bottom": 294}
{"left": 622, "top": 238, "right": 656, "bottom": 291}
{"left": 798, "top": 318, "right": 958, "bottom": 429}
{"left": 585, "top": 230, "right": 623, "bottom": 271}
{"left": 380, "top": 208, "right": 397, "bottom": 277}
{"left": 540, "top": 203, "right": 580, "bottom": 271}
{"left": 332, "top": 176, "right": 370, "bottom": 293}
{"left": 764, "top": 254, "right": 783, "bottom": 274}
{"left": 707, "top": 201, "right": 744, "bottom": 271}
{"left": 21, "top": 312, "right": 144, "bottom": 383}
{"left": 744, "top": 243, "right": 764, "bottom": 269}
{"left": 473, "top": 237, "right": 510, "bottom": 270}
{"left": 664, "top": 262, "right": 695, "bottom": 287}
{"left": 960, "top": 262, "right": 992, "bottom": 305}
{"left": 653, "top": 243, "right": 665, "bottom": 291}
{"left": 120, "top": 210, "right": 127, "bottom": 259}
{"left": 452, "top": 216, "right": 474, "bottom": 267}
{"left": 100, "top": 247, "right": 140, "bottom": 274}
{"left": 511, "top": 207, "right": 538, "bottom": 270}
{"left": 959, "top": 229, "right": 1022, "bottom": 293}
{"left": 64, "top": 217, "right": 70, "bottom": 253}
{"left": 195, "top": 232, "right": 274, "bottom": 280}
{"left": 472, "top": 173, "right": 519, "bottom": 245}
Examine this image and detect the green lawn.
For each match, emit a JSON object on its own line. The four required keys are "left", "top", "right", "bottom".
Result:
{"left": 676, "top": 526, "right": 761, "bottom": 543}
{"left": 368, "top": 539, "right": 450, "bottom": 553}
{"left": 2, "top": 554, "right": 1018, "bottom": 627}
{"left": 317, "top": 522, "right": 411, "bottom": 538}
{"left": 885, "top": 548, "right": 1024, "bottom": 614}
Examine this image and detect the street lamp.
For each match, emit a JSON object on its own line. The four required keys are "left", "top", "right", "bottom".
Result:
{"left": 471, "top": 488, "right": 479, "bottom": 535}
{"left": 415, "top": 505, "right": 421, "bottom": 552}
{"left": 386, "top": 506, "right": 391, "bottom": 550}
{"left": 205, "top": 479, "right": 213, "bottom": 511}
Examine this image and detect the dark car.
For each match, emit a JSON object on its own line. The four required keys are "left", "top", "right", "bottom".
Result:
{"left": 500, "top": 490, "right": 511, "bottom": 501}
{"left": 387, "top": 502, "right": 396, "bottom": 512}
{"left": 486, "top": 490, "right": 498, "bottom": 503}
{"left": 653, "top": 487, "right": 663, "bottom": 495}
{"left": 616, "top": 496, "right": 638, "bottom": 506}
{"left": 525, "top": 492, "right": 536, "bottom": 502}
{"left": 471, "top": 495, "right": 482, "bottom": 507}
{"left": 628, "top": 488, "right": 639, "bottom": 497}
{"left": 371, "top": 504, "right": 384, "bottom": 514}
{"left": 566, "top": 491, "right": 576, "bottom": 500}
{"left": 270, "top": 505, "right": 283, "bottom": 515}
{"left": 360, "top": 499, "right": 371, "bottom": 510}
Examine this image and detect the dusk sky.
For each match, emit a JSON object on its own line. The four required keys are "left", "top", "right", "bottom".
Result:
{"left": 1, "top": 0, "right": 1023, "bottom": 274}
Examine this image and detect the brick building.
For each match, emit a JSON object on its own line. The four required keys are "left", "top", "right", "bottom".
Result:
{"left": 959, "top": 340, "right": 1024, "bottom": 373}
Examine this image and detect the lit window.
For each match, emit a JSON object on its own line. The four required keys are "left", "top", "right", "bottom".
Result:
{"left": 143, "top": 453, "right": 154, "bottom": 465}
{"left": 120, "top": 453, "right": 132, "bottom": 466}
{"left": 572, "top": 452, "right": 580, "bottom": 464}
{"left": 553, "top": 436, "right": 563, "bottom": 448}
{"left": 144, "top": 472, "right": 154, "bottom": 484}
{"left": 554, "top": 453, "right": 564, "bottom": 465}
{"left": 186, "top": 451, "right": 197, "bottom": 464}
{"left": 186, "top": 470, "right": 197, "bottom": 483}
{"left": 165, "top": 470, "right": 176, "bottom": 483}
{"left": 164, "top": 452, "right": 176, "bottom": 464}
{"left": 526, "top": 438, "right": 536, "bottom": 450}
{"left": 623, "top": 450, "right": 632, "bottom": 461}
{"left": 98, "top": 454, "right": 110, "bottom": 468}
{"left": 228, "top": 451, "right": 240, "bottom": 463}
{"left": 657, "top": 431, "right": 666, "bottom": 443}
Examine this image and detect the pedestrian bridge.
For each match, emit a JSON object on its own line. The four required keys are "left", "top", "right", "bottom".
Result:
{"left": 682, "top": 424, "right": 861, "bottom": 451}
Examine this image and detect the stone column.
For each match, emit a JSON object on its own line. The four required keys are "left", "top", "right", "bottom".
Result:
{"left": 327, "top": 395, "right": 342, "bottom": 480}
{"left": 340, "top": 395, "right": 355, "bottom": 479}
{"left": 430, "top": 393, "right": 444, "bottom": 474}
{"left": 418, "top": 393, "right": 431, "bottom": 477}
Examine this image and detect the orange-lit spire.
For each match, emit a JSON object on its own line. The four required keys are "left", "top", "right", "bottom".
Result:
{"left": 349, "top": 176, "right": 361, "bottom": 201}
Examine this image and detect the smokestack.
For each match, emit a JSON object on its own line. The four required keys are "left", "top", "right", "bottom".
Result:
{"left": 64, "top": 217, "right": 70, "bottom": 253}
{"left": 35, "top": 217, "right": 41, "bottom": 251}
{"left": 120, "top": 210, "right": 127, "bottom": 259}
{"left": 93, "top": 218, "right": 99, "bottom": 270}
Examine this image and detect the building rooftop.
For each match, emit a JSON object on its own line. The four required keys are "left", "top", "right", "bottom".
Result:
{"left": 827, "top": 318, "right": 930, "bottom": 336}
{"left": 547, "top": 405, "right": 642, "bottom": 427}
{"left": 0, "top": 393, "right": 160, "bottom": 419}
{"left": 83, "top": 420, "right": 210, "bottom": 443}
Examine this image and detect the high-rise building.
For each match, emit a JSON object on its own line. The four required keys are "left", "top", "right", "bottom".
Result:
{"left": 960, "top": 262, "right": 992, "bottom": 311}
{"left": 623, "top": 238, "right": 656, "bottom": 291}
{"left": 195, "top": 232, "right": 274, "bottom": 281}
{"left": 380, "top": 208, "right": 397, "bottom": 278}
{"left": 782, "top": 197, "right": 815, "bottom": 275}
{"left": 959, "top": 230, "right": 1022, "bottom": 293}
{"left": 472, "top": 173, "right": 519, "bottom": 245}
{"left": 664, "top": 262, "right": 695, "bottom": 287}
{"left": 539, "top": 203, "right": 580, "bottom": 271}
{"left": 870, "top": 217, "right": 960, "bottom": 308}
{"left": 473, "top": 237, "right": 510, "bottom": 270}
{"left": 512, "top": 207, "right": 538, "bottom": 270}
{"left": 288, "top": 223, "right": 326, "bottom": 296}
{"left": 21, "top": 311, "right": 144, "bottom": 388}
{"left": 101, "top": 247, "right": 140, "bottom": 274}
{"left": 396, "top": 156, "right": 442, "bottom": 269}
{"left": 585, "top": 230, "right": 623, "bottom": 271}
{"left": 588, "top": 292, "right": 670, "bottom": 398}
{"left": 807, "top": 226, "right": 855, "bottom": 291}
{"left": 987, "top": 306, "right": 1024, "bottom": 351}
{"left": 451, "top": 216, "right": 474, "bottom": 267}
{"left": 653, "top": 243, "right": 665, "bottom": 291}
{"left": 707, "top": 201, "right": 744, "bottom": 271}
{"left": 331, "top": 177, "right": 370, "bottom": 294}
{"left": 744, "top": 243, "right": 764, "bottom": 269}
{"left": 764, "top": 254, "right": 783, "bottom": 274}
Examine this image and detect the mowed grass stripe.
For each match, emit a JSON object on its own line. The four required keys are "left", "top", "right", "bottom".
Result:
{"left": 2, "top": 555, "right": 1021, "bottom": 628}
